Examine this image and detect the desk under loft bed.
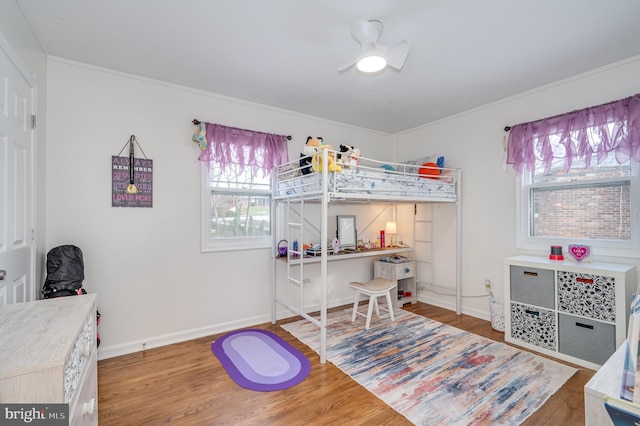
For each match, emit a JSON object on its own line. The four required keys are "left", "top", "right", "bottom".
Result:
{"left": 271, "top": 148, "right": 462, "bottom": 363}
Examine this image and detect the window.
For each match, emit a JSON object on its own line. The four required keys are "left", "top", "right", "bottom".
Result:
{"left": 509, "top": 94, "right": 640, "bottom": 257}
{"left": 516, "top": 148, "right": 638, "bottom": 256}
{"left": 197, "top": 122, "right": 288, "bottom": 252}
{"left": 202, "top": 160, "right": 272, "bottom": 251}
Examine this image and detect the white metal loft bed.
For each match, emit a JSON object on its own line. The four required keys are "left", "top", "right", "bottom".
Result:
{"left": 271, "top": 147, "right": 462, "bottom": 363}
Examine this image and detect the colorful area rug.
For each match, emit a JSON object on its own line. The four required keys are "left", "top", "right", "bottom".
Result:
{"left": 281, "top": 308, "right": 577, "bottom": 425}
{"left": 211, "top": 329, "right": 310, "bottom": 392}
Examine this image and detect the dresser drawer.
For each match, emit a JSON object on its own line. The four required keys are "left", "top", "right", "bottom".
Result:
{"left": 510, "top": 266, "right": 555, "bottom": 309}
{"left": 510, "top": 302, "right": 556, "bottom": 351}
{"left": 558, "top": 313, "right": 615, "bottom": 365}
{"left": 374, "top": 262, "right": 414, "bottom": 281}
{"left": 65, "top": 310, "right": 96, "bottom": 403}
{"left": 70, "top": 350, "right": 98, "bottom": 426}
{"left": 557, "top": 271, "right": 616, "bottom": 322}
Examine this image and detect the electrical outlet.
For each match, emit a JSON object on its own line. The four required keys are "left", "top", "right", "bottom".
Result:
{"left": 484, "top": 279, "right": 491, "bottom": 290}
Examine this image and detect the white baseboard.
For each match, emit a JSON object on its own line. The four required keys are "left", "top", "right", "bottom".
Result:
{"left": 417, "top": 294, "right": 491, "bottom": 322}
{"left": 97, "top": 296, "right": 355, "bottom": 361}
{"left": 97, "top": 313, "right": 272, "bottom": 360}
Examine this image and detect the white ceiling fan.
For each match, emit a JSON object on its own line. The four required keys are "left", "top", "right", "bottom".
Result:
{"left": 338, "top": 19, "right": 410, "bottom": 73}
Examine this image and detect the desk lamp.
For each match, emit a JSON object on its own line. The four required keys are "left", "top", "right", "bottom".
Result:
{"left": 385, "top": 221, "right": 398, "bottom": 247}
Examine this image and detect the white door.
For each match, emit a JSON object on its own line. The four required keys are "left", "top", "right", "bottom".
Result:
{"left": 0, "top": 40, "right": 36, "bottom": 305}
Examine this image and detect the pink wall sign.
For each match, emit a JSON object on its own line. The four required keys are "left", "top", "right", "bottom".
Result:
{"left": 112, "top": 156, "right": 153, "bottom": 208}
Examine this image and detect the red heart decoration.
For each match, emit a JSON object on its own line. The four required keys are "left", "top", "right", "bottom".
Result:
{"left": 570, "top": 245, "right": 589, "bottom": 261}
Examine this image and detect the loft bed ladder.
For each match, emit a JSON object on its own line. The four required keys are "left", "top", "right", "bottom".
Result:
{"left": 414, "top": 203, "right": 434, "bottom": 302}
{"left": 285, "top": 197, "right": 305, "bottom": 317}
{"left": 270, "top": 153, "right": 329, "bottom": 363}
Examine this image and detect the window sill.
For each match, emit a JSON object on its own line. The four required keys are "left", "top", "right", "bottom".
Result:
{"left": 516, "top": 240, "right": 640, "bottom": 260}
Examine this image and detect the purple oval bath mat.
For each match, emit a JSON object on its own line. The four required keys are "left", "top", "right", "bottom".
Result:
{"left": 211, "top": 329, "right": 310, "bottom": 391}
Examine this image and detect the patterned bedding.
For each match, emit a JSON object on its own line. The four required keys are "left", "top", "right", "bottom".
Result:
{"left": 275, "top": 167, "right": 456, "bottom": 201}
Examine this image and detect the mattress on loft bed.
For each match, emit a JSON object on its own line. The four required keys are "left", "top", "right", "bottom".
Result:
{"left": 276, "top": 167, "right": 456, "bottom": 199}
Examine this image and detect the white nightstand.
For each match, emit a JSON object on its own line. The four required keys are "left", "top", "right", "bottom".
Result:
{"left": 374, "top": 260, "right": 416, "bottom": 307}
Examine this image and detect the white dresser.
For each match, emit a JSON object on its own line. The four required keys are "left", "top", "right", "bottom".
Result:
{"left": 0, "top": 294, "right": 98, "bottom": 426}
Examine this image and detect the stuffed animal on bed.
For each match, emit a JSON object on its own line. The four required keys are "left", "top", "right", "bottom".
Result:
{"left": 300, "top": 136, "right": 322, "bottom": 175}
{"left": 349, "top": 147, "right": 360, "bottom": 168}
{"left": 336, "top": 144, "right": 354, "bottom": 169}
{"left": 309, "top": 138, "right": 342, "bottom": 173}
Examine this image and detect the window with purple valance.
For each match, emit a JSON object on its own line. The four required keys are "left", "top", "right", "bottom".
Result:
{"left": 197, "top": 122, "right": 289, "bottom": 178}
{"left": 506, "top": 94, "right": 640, "bottom": 176}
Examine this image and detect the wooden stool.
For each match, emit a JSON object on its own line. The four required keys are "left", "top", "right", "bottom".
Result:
{"left": 349, "top": 277, "right": 396, "bottom": 329}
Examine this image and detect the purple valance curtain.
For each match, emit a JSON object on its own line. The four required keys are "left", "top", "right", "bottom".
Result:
{"left": 197, "top": 123, "right": 289, "bottom": 177}
{"left": 506, "top": 94, "right": 640, "bottom": 176}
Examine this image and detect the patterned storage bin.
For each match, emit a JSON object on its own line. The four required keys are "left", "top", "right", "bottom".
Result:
{"left": 510, "top": 302, "right": 556, "bottom": 351}
{"left": 556, "top": 271, "right": 615, "bottom": 322}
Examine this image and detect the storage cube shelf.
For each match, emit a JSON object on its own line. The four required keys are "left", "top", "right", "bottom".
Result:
{"left": 505, "top": 255, "right": 636, "bottom": 370}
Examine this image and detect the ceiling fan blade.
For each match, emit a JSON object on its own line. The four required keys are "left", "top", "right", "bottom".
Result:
{"left": 350, "top": 19, "right": 379, "bottom": 50}
{"left": 383, "top": 40, "right": 410, "bottom": 70}
{"left": 338, "top": 59, "right": 357, "bottom": 72}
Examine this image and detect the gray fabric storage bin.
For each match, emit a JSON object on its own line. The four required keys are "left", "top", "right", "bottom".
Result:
{"left": 558, "top": 313, "right": 615, "bottom": 365}
{"left": 510, "top": 265, "right": 555, "bottom": 309}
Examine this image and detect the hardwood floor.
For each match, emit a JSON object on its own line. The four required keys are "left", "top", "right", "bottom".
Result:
{"left": 98, "top": 303, "right": 595, "bottom": 425}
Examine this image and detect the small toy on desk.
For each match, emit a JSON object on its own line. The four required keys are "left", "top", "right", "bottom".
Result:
{"left": 306, "top": 245, "right": 322, "bottom": 256}
{"left": 277, "top": 239, "right": 288, "bottom": 257}
{"left": 549, "top": 245, "right": 564, "bottom": 260}
{"left": 332, "top": 237, "right": 339, "bottom": 254}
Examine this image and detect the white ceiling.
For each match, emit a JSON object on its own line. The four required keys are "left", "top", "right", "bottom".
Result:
{"left": 15, "top": 0, "right": 640, "bottom": 134}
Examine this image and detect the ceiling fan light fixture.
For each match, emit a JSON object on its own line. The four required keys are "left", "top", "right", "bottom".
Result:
{"left": 339, "top": 19, "right": 409, "bottom": 74}
{"left": 356, "top": 55, "right": 387, "bottom": 73}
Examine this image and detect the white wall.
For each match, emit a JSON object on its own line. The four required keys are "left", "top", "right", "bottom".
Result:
{"left": 45, "top": 58, "right": 394, "bottom": 359}
{"left": 397, "top": 56, "right": 640, "bottom": 319}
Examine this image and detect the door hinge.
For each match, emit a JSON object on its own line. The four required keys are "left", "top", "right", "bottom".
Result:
{"left": 31, "top": 115, "right": 36, "bottom": 130}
